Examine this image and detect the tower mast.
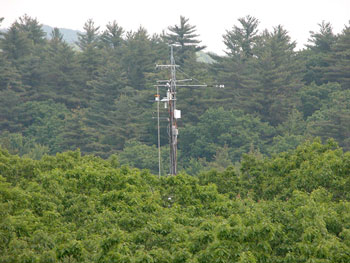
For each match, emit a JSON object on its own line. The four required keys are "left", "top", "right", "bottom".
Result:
{"left": 169, "top": 45, "right": 177, "bottom": 175}
{"left": 155, "top": 45, "right": 212, "bottom": 175}
{"left": 155, "top": 45, "right": 179, "bottom": 175}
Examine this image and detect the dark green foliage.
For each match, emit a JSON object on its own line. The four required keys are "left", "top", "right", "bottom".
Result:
{"left": 301, "top": 21, "right": 337, "bottom": 85}
{"left": 76, "top": 19, "right": 100, "bottom": 51}
{"left": 42, "top": 31, "right": 83, "bottom": 108}
{"left": 306, "top": 90, "right": 350, "bottom": 151}
{"left": 100, "top": 21, "right": 124, "bottom": 49}
{"left": 252, "top": 25, "right": 302, "bottom": 125}
{"left": 121, "top": 27, "right": 159, "bottom": 89}
{"left": 15, "top": 14, "right": 46, "bottom": 45}
{"left": 266, "top": 109, "right": 308, "bottom": 154}
{"left": 0, "top": 88, "right": 22, "bottom": 132}
{"left": 60, "top": 108, "right": 99, "bottom": 153}
{"left": 2, "top": 141, "right": 350, "bottom": 262}
{"left": 223, "top": 15, "right": 259, "bottom": 59}
{"left": 180, "top": 107, "right": 275, "bottom": 163}
{"left": 118, "top": 140, "right": 169, "bottom": 174}
{"left": 307, "top": 21, "right": 337, "bottom": 53}
{"left": 298, "top": 82, "right": 341, "bottom": 118}
{"left": 238, "top": 139, "right": 350, "bottom": 201}
{"left": 0, "top": 52, "right": 23, "bottom": 91}
{"left": 18, "top": 100, "right": 69, "bottom": 154}
{"left": 324, "top": 22, "right": 350, "bottom": 89}
{"left": 164, "top": 16, "right": 206, "bottom": 64}
{"left": 1, "top": 14, "right": 350, "bottom": 179}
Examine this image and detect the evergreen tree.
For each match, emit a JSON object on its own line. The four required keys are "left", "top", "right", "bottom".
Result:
{"left": 42, "top": 28, "right": 83, "bottom": 108}
{"left": 84, "top": 58, "right": 127, "bottom": 156}
{"left": 0, "top": 88, "right": 22, "bottom": 132}
{"left": 209, "top": 16, "right": 261, "bottom": 114}
{"left": 180, "top": 107, "right": 274, "bottom": 163}
{"left": 164, "top": 16, "right": 205, "bottom": 64}
{"left": 76, "top": 19, "right": 105, "bottom": 105}
{"left": 121, "top": 27, "right": 156, "bottom": 89}
{"left": 209, "top": 52, "right": 257, "bottom": 113}
{"left": 0, "top": 52, "right": 23, "bottom": 92}
{"left": 1, "top": 23, "right": 31, "bottom": 61}
{"left": 302, "top": 21, "right": 337, "bottom": 85}
{"left": 307, "top": 21, "right": 337, "bottom": 52}
{"left": 77, "top": 19, "right": 103, "bottom": 79}
{"left": 50, "top": 27, "right": 64, "bottom": 43}
{"left": 100, "top": 21, "right": 124, "bottom": 50}
{"left": 253, "top": 25, "right": 302, "bottom": 125}
{"left": 223, "top": 15, "right": 259, "bottom": 59}
{"left": 1, "top": 15, "right": 48, "bottom": 97}
{"left": 307, "top": 90, "right": 350, "bottom": 151}
{"left": 60, "top": 108, "right": 99, "bottom": 153}
{"left": 15, "top": 14, "right": 46, "bottom": 45}
{"left": 324, "top": 22, "right": 350, "bottom": 89}
{"left": 17, "top": 100, "right": 69, "bottom": 154}
{"left": 76, "top": 19, "right": 100, "bottom": 51}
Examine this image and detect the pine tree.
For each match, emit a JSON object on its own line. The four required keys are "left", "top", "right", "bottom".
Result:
{"left": 15, "top": 14, "right": 46, "bottom": 45}
{"left": 1, "top": 15, "right": 48, "bottom": 97}
{"left": 100, "top": 21, "right": 124, "bottom": 50}
{"left": 50, "top": 27, "right": 64, "bottom": 44}
{"left": 302, "top": 21, "right": 337, "bottom": 85}
{"left": 0, "top": 88, "right": 22, "bottom": 132}
{"left": 324, "top": 22, "right": 350, "bottom": 89}
{"left": 223, "top": 15, "right": 259, "bottom": 59}
{"left": 42, "top": 28, "right": 83, "bottom": 108}
{"left": 253, "top": 25, "right": 302, "bottom": 125}
{"left": 307, "top": 90, "right": 350, "bottom": 151}
{"left": 76, "top": 19, "right": 100, "bottom": 51}
{"left": 307, "top": 21, "right": 337, "bottom": 52}
{"left": 76, "top": 19, "right": 105, "bottom": 106}
{"left": 60, "top": 108, "right": 99, "bottom": 153}
{"left": 77, "top": 19, "right": 103, "bottom": 79}
{"left": 1, "top": 23, "right": 31, "bottom": 61}
{"left": 164, "top": 16, "right": 205, "bottom": 64}
{"left": 121, "top": 27, "right": 156, "bottom": 89}
{"left": 208, "top": 16, "right": 261, "bottom": 114}
{"left": 0, "top": 52, "right": 23, "bottom": 92}
{"left": 84, "top": 58, "right": 127, "bottom": 156}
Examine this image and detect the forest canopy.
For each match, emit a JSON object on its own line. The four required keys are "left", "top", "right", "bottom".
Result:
{"left": 0, "top": 15, "right": 350, "bottom": 174}
{"left": 1, "top": 140, "right": 350, "bottom": 262}
{"left": 1, "top": 14, "right": 350, "bottom": 262}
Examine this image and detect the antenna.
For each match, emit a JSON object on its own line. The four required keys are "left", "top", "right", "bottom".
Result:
{"left": 155, "top": 45, "right": 180, "bottom": 175}
{"left": 155, "top": 85, "right": 161, "bottom": 178}
{"left": 154, "top": 45, "right": 223, "bottom": 176}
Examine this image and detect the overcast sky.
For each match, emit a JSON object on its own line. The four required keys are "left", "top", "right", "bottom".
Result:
{"left": 2, "top": 0, "right": 349, "bottom": 54}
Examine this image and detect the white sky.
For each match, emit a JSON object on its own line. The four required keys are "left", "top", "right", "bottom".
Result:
{"left": 1, "top": 0, "right": 349, "bottom": 54}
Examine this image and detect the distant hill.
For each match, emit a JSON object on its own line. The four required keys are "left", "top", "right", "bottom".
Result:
{"left": 42, "top": 25, "right": 81, "bottom": 44}
{"left": 197, "top": 51, "right": 215, "bottom": 64}
{"left": 0, "top": 24, "right": 81, "bottom": 44}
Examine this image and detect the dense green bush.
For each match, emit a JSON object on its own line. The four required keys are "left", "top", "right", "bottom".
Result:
{"left": 1, "top": 140, "right": 350, "bottom": 262}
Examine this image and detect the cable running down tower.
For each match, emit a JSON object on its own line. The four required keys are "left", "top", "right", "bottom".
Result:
{"left": 155, "top": 45, "right": 208, "bottom": 176}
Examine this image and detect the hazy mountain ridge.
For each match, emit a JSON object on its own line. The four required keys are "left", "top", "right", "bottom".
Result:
{"left": 0, "top": 24, "right": 80, "bottom": 44}
{"left": 42, "top": 25, "right": 81, "bottom": 44}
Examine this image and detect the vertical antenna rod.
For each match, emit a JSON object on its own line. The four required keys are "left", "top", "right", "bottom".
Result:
{"left": 156, "top": 45, "right": 202, "bottom": 176}
{"left": 154, "top": 47, "right": 219, "bottom": 176}
{"left": 156, "top": 85, "right": 161, "bottom": 178}
{"left": 155, "top": 46, "right": 179, "bottom": 175}
{"left": 169, "top": 45, "right": 177, "bottom": 175}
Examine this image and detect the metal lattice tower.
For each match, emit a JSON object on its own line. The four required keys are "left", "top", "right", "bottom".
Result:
{"left": 155, "top": 45, "right": 217, "bottom": 176}
{"left": 155, "top": 46, "right": 178, "bottom": 175}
